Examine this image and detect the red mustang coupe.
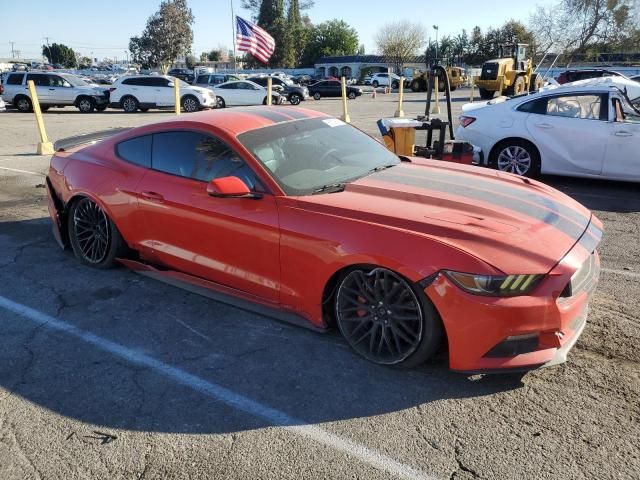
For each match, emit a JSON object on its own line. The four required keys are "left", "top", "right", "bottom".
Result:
{"left": 46, "top": 107, "right": 602, "bottom": 372}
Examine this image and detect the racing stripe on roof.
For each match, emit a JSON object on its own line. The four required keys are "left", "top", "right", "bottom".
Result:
{"left": 249, "top": 109, "right": 294, "bottom": 123}
{"left": 376, "top": 171, "right": 589, "bottom": 240}
{"left": 272, "top": 108, "right": 314, "bottom": 120}
{"left": 396, "top": 166, "right": 591, "bottom": 230}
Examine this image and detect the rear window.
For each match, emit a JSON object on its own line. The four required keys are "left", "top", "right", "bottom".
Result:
{"left": 116, "top": 135, "right": 152, "bottom": 168}
{"left": 6, "top": 73, "right": 24, "bottom": 85}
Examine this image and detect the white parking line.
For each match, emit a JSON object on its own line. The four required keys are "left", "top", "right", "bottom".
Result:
{"left": 0, "top": 166, "right": 44, "bottom": 176}
{"left": 0, "top": 295, "right": 436, "bottom": 480}
{"left": 602, "top": 268, "right": 640, "bottom": 279}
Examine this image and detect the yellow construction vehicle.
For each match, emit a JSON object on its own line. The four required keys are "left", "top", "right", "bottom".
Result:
{"left": 410, "top": 66, "right": 463, "bottom": 92}
{"left": 474, "top": 43, "right": 543, "bottom": 99}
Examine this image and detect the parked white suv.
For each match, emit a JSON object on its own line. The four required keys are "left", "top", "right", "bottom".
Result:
{"left": 370, "top": 73, "right": 401, "bottom": 88}
{"left": 109, "top": 75, "right": 216, "bottom": 113}
{"left": 1, "top": 71, "right": 109, "bottom": 112}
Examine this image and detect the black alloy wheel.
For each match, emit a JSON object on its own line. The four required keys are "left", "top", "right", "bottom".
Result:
{"left": 289, "top": 93, "right": 301, "bottom": 105}
{"left": 181, "top": 95, "right": 199, "bottom": 112}
{"left": 313, "top": 92, "right": 321, "bottom": 100}
{"left": 335, "top": 268, "right": 441, "bottom": 367}
{"left": 348, "top": 91, "right": 356, "bottom": 100}
{"left": 68, "top": 198, "right": 124, "bottom": 268}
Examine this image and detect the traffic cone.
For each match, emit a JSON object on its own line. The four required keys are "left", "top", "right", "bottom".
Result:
{"left": 372, "top": 87, "right": 377, "bottom": 99}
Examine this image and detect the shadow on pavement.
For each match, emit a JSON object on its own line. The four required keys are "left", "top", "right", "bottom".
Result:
{"left": 0, "top": 217, "right": 525, "bottom": 436}
{"left": 544, "top": 175, "right": 640, "bottom": 213}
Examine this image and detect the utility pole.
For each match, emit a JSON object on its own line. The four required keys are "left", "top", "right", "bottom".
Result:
{"left": 10, "top": 41, "right": 15, "bottom": 59}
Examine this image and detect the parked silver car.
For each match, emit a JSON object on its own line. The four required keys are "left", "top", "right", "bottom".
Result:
{"left": 1, "top": 72, "right": 109, "bottom": 112}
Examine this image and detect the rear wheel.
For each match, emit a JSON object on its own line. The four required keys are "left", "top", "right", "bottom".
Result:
{"left": 372, "top": 80, "right": 379, "bottom": 88}
{"left": 15, "top": 96, "right": 32, "bottom": 112}
{"left": 348, "top": 91, "right": 356, "bottom": 100}
{"left": 411, "top": 80, "right": 422, "bottom": 92}
{"left": 391, "top": 81, "right": 399, "bottom": 89}
{"left": 479, "top": 88, "right": 494, "bottom": 100}
{"left": 335, "top": 267, "right": 442, "bottom": 367}
{"left": 121, "top": 95, "right": 138, "bottom": 113}
{"left": 492, "top": 139, "right": 541, "bottom": 178}
{"left": 289, "top": 93, "right": 301, "bottom": 105}
{"left": 68, "top": 197, "right": 125, "bottom": 269}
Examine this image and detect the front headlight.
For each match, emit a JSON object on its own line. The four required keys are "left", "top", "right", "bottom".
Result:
{"left": 443, "top": 271, "right": 542, "bottom": 296}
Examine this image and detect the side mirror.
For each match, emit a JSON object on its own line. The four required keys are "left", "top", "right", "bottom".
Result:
{"left": 207, "top": 176, "right": 258, "bottom": 198}
{"left": 167, "top": 82, "right": 174, "bottom": 87}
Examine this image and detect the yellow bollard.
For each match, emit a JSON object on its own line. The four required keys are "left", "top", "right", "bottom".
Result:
{"left": 27, "top": 80, "right": 54, "bottom": 155}
{"left": 470, "top": 77, "right": 475, "bottom": 103}
{"left": 431, "top": 76, "right": 441, "bottom": 114}
{"left": 174, "top": 78, "right": 181, "bottom": 115}
{"left": 340, "top": 76, "right": 351, "bottom": 123}
{"left": 394, "top": 76, "right": 405, "bottom": 118}
{"left": 267, "top": 77, "right": 272, "bottom": 106}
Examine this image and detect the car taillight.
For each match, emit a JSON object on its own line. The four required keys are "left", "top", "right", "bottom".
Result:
{"left": 459, "top": 116, "right": 476, "bottom": 128}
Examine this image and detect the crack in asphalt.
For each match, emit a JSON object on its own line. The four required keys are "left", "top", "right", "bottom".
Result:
{"left": 0, "top": 322, "right": 47, "bottom": 402}
{"left": 450, "top": 438, "right": 481, "bottom": 479}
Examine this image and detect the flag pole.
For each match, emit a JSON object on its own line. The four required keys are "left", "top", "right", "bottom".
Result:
{"left": 230, "top": 0, "right": 237, "bottom": 74}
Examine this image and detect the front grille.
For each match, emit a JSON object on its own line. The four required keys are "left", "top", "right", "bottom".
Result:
{"left": 480, "top": 63, "right": 499, "bottom": 81}
{"left": 559, "top": 252, "right": 600, "bottom": 300}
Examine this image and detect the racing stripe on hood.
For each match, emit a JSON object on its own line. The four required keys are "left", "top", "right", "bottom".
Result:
{"left": 398, "top": 166, "right": 590, "bottom": 230}
{"left": 375, "top": 170, "right": 589, "bottom": 240}
{"left": 578, "top": 221, "right": 603, "bottom": 253}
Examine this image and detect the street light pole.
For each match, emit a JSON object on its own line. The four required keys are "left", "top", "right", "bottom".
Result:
{"left": 433, "top": 25, "right": 439, "bottom": 64}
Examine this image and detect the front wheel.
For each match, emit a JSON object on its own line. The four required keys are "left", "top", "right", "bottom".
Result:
{"left": 313, "top": 92, "right": 321, "bottom": 100}
{"left": 15, "top": 96, "right": 32, "bottom": 112}
{"left": 289, "top": 93, "right": 301, "bottom": 105}
{"left": 68, "top": 197, "right": 125, "bottom": 269}
{"left": 348, "top": 91, "right": 356, "bottom": 100}
{"left": 216, "top": 97, "right": 226, "bottom": 108}
{"left": 181, "top": 95, "right": 199, "bottom": 113}
{"left": 77, "top": 96, "right": 95, "bottom": 113}
{"left": 372, "top": 80, "right": 379, "bottom": 88}
{"left": 492, "top": 139, "right": 541, "bottom": 178}
{"left": 335, "top": 267, "right": 442, "bottom": 367}
{"left": 411, "top": 80, "right": 422, "bottom": 92}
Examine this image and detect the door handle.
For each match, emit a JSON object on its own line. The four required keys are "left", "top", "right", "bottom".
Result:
{"left": 49, "top": 88, "right": 55, "bottom": 91}
{"left": 614, "top": 131, "right": 633, "bottom": 137}
{"left": 535, "top": 123, "right": 553, "bottom": 129}
{"left": 141, "top": 191, "right": 164, "bottom": 202}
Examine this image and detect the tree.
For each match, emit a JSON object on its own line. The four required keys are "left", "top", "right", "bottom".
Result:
{"left": 241, "top": 0, "right": 314, "bottom": 20}
{"left": 301, "top": 20, "right": 359, "bottom": 66}
{"left": 77, "top": 56, "right": 92, "bottom": 69}
{"left": 255, "top": 0, "right": 287, "bottom": 66}
{"left": 129, "top": 0, "right": 195, "bottom": 73}
{"left": 283, "top": 0, "right": 308, "bottom": 67}
{"left": 374, "top": 21, "right": 426, "bottom": 73}
{"left": 207, "top": 50, "right": 221, "bottom": 61}
{"left": 42, "top": 43, "right": 76, "bottom": 68}
{"left": 531, "top": 0, "right": 634, "bottom": 58}
{"left": 185, "top": 54, "right": 197, "bottom": 69}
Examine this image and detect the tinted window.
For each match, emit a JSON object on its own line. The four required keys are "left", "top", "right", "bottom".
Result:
{"left": 122, "top": 77, "right": 144, "bottom": 86}
{"left": 250, "top": 78, "right": 267, "bottom": 86}
{"left": 328, "top": 81, "right": 340, "bottom": 87}
{"left": 6, "top": 73, "right": 24, "bottom": 85}
{"left": 116, "top": 135, "right": 152, "bottom": 168}
{"left": 218, "top": 83, "right": 237, "bottom": 89}
{"left": 150, "top": 77, "right": 169, "bottom": 87}
{"left": 546, "top": 94, "right": 602, "bottom": 120}
{"left": 237, "top": 82, "right": 258, "bottom": 90}
{"left": 26, "top": 74, "right": 47, "bottom": 86}
{"left": 196, "top": 75, "right": 208, "bottom": 83}
{"left": 152, "top": 131, "right": 258, "bottom": 188}
{"left": 47, "top": 75, "right": 67, "bottom": 87}
{"left": 517, "top": 98, "right": 547, "bottom": 114}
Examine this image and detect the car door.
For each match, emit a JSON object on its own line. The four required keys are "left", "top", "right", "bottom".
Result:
{"left": 25, "top": 73, "right": 50, "bottom": 103}
{"left": 236, "top": 81, "right": 264, "bottom": 105}
{"left": 603, "top": 94, "right": 640, "bottom": 180}
{"left": 151, "top": 77, "right": 174, "bottom": 106}
{"left": 215, "top": 82, "right": 240, "bottom": 106}
{"left": 47, "top": 75, "right": 75, "bottom": 105}
{"left": 524, "top": 93, "right": 608, "bottom": 175}
{"left": 135, "top": 130, "right": 281, "bottom": 302}
{"left": 326, "top": 80, "right": 342, "bottom": 97}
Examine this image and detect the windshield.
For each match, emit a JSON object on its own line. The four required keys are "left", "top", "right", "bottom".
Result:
{"left": 60, "top": 73, "right": 89, "bottom": 87}
{"left": 238, "top": 118, "right": 400, "bottom": 196}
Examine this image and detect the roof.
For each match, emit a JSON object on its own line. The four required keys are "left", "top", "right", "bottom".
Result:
{"left": 316, "top": 55, "right": 427, "bottom": 65}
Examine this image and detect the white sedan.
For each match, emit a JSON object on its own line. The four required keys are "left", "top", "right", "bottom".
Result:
{"left": 212, "top": 80, "right": 282, "bottom": 108}
{"left": 456, "top": 79, "right": 640, "bottom": 182}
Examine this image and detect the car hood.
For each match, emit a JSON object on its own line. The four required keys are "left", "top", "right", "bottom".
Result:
{"left": 295, "top": 161, "right": 594, "bottom": 274}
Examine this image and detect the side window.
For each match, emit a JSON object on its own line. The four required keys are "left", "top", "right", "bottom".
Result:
{"left": 122, "top": 78, "right": 143, "bottom": 86}
{"left": 196, "top": 75, "right": 208, "bottom": 84}
{"left": 218, "top": 83, "right": 237, "bottom": 89}
{"left": 517, "top": 98, "right": 547, "bottom": 114}
{"left": 546, "top": 95, "right": 602, "bottom": 120}
{"left": 7, "top": 73, "right": 24, "bottom": 85}
{"left": 48, "top": 76, "right": 65, "bottom": 87}
{"left": 116, "top": 135, "right": 152, "bottom": 168}
{"left": 152, "top": 132, "right": 258, "bottom": 188}
{"left": 26, "top": 74, "right": 46, "bottom": 86}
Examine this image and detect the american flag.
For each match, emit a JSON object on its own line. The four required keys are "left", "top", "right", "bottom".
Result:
{"left": 236, "top": 16, "right": 275, "bottom": 64}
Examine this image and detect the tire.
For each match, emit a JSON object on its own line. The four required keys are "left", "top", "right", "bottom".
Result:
{"left": 95, "top": 104, "right": 107, "bottom": 112}
{"left": 530, "top": 73, "right": 543, "bottom": 92}
{"left": 313, "top": 92, "right": 321, "bottom": 100}
{"left": 121, "top": 95, "right": 138, "bottom": 113}
{"left": 216, "top": 97, "right": 226, "bottom": 108}
{"left": 139, "top": 107, "right": 150, "bottom": 112}
{"left": 289, "top": 93, "right": 301, "bottom": 105}
{"left": 76, "top": 96, "right": 95, "bottom": 113}
{"left": 391, "top": 81, "right": 399, "bottom": 89}
{"left": 479, "top": 88, "right": 494, "bottom": 100}
{"left": 372, "top": 80, "right": 379, "bottom": 88}
{"left": 508, "top": 76, "right": 526, "bottom": 96}
{"left": 348, "top": 91, "right": 356, "bottom": 100}
{"left": 181, "top": 95, "right": 199, "bottom": 113}
{"left": 334, "top": 267, "right": 443, "bottom": 368}
{"left": 67, "top": 197, "right": 126, "bottom": 269}
{"left": 411, "top": 80, "right": 423, "bottom": 92}
{"left": 15, "top": 96, "right": 32, "bottom": 112}
{"left": 40, "top": 106, "right": 50, "bottom": 112}
{"left": 491, "top": 139, "right": 541, "bottom": 178}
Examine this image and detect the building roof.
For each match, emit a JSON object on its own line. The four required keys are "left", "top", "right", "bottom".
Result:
{"left": 316, "top": 55, "right": 427, "bottom": 65}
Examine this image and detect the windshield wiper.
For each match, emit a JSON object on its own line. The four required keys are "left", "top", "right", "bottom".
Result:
{"left": 368, "top": 164, "right": 396, "bottom": 174}
{"left": 312, "top": 183, "right": 346, "bottom": 195}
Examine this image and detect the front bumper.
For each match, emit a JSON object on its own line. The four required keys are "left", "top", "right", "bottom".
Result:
{"left": 425, "top": 232, "right": 600, "bottom": 372}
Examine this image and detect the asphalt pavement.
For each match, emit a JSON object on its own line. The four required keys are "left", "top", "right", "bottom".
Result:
{"left": 0, "top": 89, "right": 638, "bottom": 480}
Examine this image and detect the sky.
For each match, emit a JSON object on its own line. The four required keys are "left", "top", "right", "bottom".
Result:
{"left": 1, "top": 0, "right": 556, "bottom": 61}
